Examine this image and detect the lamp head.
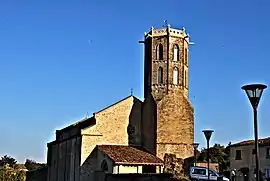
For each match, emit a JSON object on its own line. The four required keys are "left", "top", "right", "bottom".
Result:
{"left": 203, "top": 130, "right": 214, "bottom": 141}
{"left": 241, "top": 84, "right": 267, "bottom": 109}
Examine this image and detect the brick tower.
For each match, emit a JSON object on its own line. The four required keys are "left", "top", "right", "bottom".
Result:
{"left": 141, "top": 24, "right": 194, "bottom": 160}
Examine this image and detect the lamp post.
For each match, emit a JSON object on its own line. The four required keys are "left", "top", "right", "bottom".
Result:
{"left": 241, "top": 83, "right": 267, "bottom": 181}
{"left": 193, "top": 143, "right": 199, "bottom": 166}
{"left": 203, "top": 130, "right": 214, "bottom": 181}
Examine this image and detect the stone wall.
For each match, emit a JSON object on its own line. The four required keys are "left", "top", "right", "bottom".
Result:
{"left": 163, "top": 153, "right": 184, "bottom": 179}
{"left": 151, "top": 35, "right": 169, "bottom": 101}
{"left": 80, "top": 148, "right": 114, "bottom": 181}
{"left": 156, "top": 89, "right": 194, "bottom": 160}
{"left": 144, "top": 28, "right": 190, "bottom": 102}
{"left": 80, "top": 96, "right": 142, "bottom": 179}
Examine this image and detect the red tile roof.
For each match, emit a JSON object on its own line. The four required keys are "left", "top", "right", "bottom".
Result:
{"left": 231, "top": 137, "right": 270, "bottom": 147}
{"left": 97, "top": 145, "right": 163, "bottom": 165}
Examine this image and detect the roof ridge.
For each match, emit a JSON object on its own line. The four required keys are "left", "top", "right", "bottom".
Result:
{"left": 232, "top": 136, "right": 270, "bottom": 147}
{"left": 95, "top": 95, "right": 137, "bottom": 114}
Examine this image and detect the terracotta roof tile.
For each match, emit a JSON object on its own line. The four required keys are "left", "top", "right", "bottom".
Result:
{"left": 232, "top": 137, "right": 270, "bottom": 147}
{"left": 97, "top": 145, "right": 163, "bottom": 165}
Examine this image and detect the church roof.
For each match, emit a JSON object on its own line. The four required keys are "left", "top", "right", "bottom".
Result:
{"left": 97, "top": 145, "right": 163, "bottom": 165}
{"left": 95, "top": 95, "right": 142, "bottom": 114}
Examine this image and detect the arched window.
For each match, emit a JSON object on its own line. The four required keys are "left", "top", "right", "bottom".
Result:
{"left": 158, "top": 67, "right": 163, "bottom": 84}
{"left": 173, "top": 45, "right": 179, "bottom": 61}
{"left": 173, "top": 67, "right": 179, "bottom": 85}
{"left": 156, "top": 44, "right": 163, "bottom": 60}
{"left": 101, "top": 160, "right": 108, "bottom": 172}
{"left": 184, "top": 48, "right": 188, "bottom": 64}
{"left": 184, "top": 70, "right": 187, "bottom": 87}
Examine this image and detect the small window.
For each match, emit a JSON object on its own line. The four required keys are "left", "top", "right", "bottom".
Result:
{"left": 173, "top": 67, "right": 179, "bottom": 85}
{"left": 173, "top": 44, "right": 179, "bottom": 61}
{"left": 156, "top": 44, "right": 163, "bottom": 60}
{"left": 157, "top": 67, "right": 163, "bottom": 84}
{"left": 266, "top": 148, "right": 270, "bottom": 158}
{"left": 235, "top": 150, "right": 242, "bottom": 160}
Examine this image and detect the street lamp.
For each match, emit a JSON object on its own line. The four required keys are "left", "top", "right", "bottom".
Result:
{"left": 193, "top": 143, "right": 199, "bottom": 166}
{"left": 241, "top": 83, "right": 267, "bottom": 181}
{"left": 203, "top": 130, "right": 214, "bottom": 181}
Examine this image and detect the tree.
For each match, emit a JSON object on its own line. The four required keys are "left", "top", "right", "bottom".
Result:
{"left": 196, "top": 143, "right": 230, "bottom": 172}
{"left": 24, "top": 159, "right": 46, "bottom": 171}
{"left": 0, "top": 164, "right": 26, "bottom": 181}
{"left": 0, "top": 155, "right": 17, "bottom": 168}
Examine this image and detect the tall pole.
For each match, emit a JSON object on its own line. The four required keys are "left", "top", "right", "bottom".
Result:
{"left": 254, "top": 108, "right": 260, "bottom": 181}
{"left": 241, "top": 84, "right": 267, "bottom": 181}
{"left": 207, "top": 139, "right": 210, "bottom": 181}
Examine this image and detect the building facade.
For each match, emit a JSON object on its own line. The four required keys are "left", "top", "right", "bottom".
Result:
{"left": 46, "top": 24, "right": 194, "bottom": 181}
{"left": 230, "top": 137, "right": 270, "bottom": 181}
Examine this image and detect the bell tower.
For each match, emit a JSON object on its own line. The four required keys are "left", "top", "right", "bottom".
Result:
{"left": 143, "top": 24, "right": 189, "bottom": 101}
{"left": 142, "top": 24, "right": 194, "bottom": 160}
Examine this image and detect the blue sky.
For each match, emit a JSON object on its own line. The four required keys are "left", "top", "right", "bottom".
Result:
{"left": 0, "top": 0, "right": 270, "bottom": 163}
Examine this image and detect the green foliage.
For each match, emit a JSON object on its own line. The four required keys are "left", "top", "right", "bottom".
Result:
{"left": 196, "top": 143, "right": 231, "bottom": 172}
{"left": 0, "top": 155, "right": 17, "bottom": 168}
{"left": 0, "top": 164, "right": 26, "bottom": 181}
{"left": 24, "top": 159, "right": 46, "bottom": 171}
{"left": 0, "top": 155, "right": 46, "bottom": 181}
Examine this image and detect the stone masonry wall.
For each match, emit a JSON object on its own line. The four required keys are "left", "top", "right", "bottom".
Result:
{"left": 167, "top": 36, "right": 184, "bottom": 87}
{"left": 80, "top": 96, "right": 142, "bottom": 179}
{"left": 151, "top": 36, "right": 168, "bottom": 101}
{"left": 156, "top": 89, "right": 194, "bottom": 160}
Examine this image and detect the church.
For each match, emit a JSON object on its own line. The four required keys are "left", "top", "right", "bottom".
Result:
{"left": 46, "top": 24, "right": 194, "bottom": 181}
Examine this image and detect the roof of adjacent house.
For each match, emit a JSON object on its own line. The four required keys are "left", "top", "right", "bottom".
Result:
{"left": 231, "top": 137, "right": 270, "bottom": 147}
{"left": 97, "top": 145, "right": 163, "bottom": 165}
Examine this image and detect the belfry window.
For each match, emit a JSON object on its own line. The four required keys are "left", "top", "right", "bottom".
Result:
{"left": 156, "top": 44, "right": 163, "bottom": 60}
{"left": 158, "top": 67, "right": 163, "bottom": 84}
{"left": 173, "top": 67, "right": 179, "bottom": 85}
{"left": 173, "top": 44, "right": 179, "bottom": 61}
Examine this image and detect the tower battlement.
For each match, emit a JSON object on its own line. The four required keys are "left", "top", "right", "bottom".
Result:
{"left": 144, "top": 25, "right": 190, "bottom": 43}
